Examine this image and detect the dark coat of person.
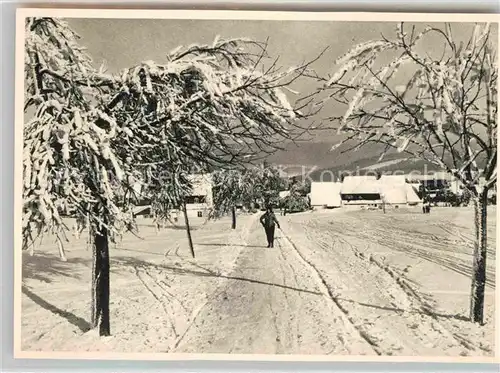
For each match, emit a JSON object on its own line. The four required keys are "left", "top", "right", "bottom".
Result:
{"left": 260, "top": 209, "right": 280, "bottom": 248}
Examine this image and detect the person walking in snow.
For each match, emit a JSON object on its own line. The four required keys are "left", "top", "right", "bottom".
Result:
{"left": 260, "top": 206, "right": 281, "bottom": 248}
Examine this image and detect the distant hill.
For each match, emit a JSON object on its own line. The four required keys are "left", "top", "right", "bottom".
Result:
{"left": 265, "top": 141, "right": 391, "bottom": 177}
{"left": 306, "top": 155, "right": 443, "bottom": 182}
{"left": 266, "top": 141, "right": 385, "bottom": 170}
{"left": 265, "top": 140, "right": 487, "bottom": 182}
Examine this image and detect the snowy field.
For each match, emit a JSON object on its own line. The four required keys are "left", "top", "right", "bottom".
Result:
{"left": 20, "top": 207, "right": 496, "bottom": 357}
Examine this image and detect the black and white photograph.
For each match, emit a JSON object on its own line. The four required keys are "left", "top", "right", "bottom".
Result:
{"left": 15, "top": 9, "right": 499, "bottom": 362}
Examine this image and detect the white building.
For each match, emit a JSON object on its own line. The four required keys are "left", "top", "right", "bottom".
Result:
{"left": 310, "top": 182, "right": 342, "bottom": 208}
{"left": 405, "top": 183, "right": 423, "bottom": 205}
{"left": 408, "top": 172, "right": 493, "bottom": 197}
{"left": 379, "top": 175, "right": 422, "bottom": 207}
{"left": 185, "top": 173, "right": 214, "bottom": 218}
{"left": 340, "top": 176, "right": 382, "bottom": 206}
{"left": 379, "top": 175, "right": 407, "bottom": 205}
{"left": 333, "top": 175, "right": 422, "bottom": 208}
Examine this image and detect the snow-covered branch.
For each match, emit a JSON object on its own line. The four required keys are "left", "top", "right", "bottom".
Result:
{"left": 320, "top": 21, "right": 497, "bottom": 196}
{"left": 22, "top": 17, "right": 321, "bottom": 251}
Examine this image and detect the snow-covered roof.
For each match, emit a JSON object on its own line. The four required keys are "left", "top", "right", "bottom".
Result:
{"left": 380, "top": 185, "right": 407, "bottom": 204}
{"left": 339, "top": 175, "right": 422, "bottom": 204}
{"left": 310, "top": 182, "right": 342, "bottom": 207}
{"left": 341, "top": 176, "right": 379, "bottom": 195}
{"left": 379, "top": 175, "right": 407, "bottom": 204}
{"left": 405, "top": 184, "right": 422, "bottom": 204}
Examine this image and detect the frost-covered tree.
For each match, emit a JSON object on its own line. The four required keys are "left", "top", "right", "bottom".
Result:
{"left": 290, "top": 178, "right": 311, "bottom": 196}
{"left": 106, "top": 35, "right": 320, "bottom": 235}
{"left": 212, "top": 163, "right": 285, "bottom": 223}
{"left": 212, "top": 169, "right": 245, "bottom": 229}
{"left": 23, "top": 18, "right": 134, "bottom": 336}
{"left": 282, "top": 179, "right": 311, "bottom": 214}
{"left": 253, "top": 162, "right": 287, "bottom": 208}
{"left": 109, "top": 37, "right": 318, "bottom": 253}
{"left": 319, "top": 22, "right": 497, "bottom": 324}
{"left": 212, "top": 167, "right": 263, "bottom": 228}
{"left": 23, "top": 18, "right": 318, "bottom": 336}
{"left": 107, "top": 37, "right": 318, "bottom": 169}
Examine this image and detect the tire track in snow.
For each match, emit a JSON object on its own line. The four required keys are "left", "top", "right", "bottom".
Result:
{"left": 338, "top": 236, "right": 476, "bottom": 353}
{"left": 342, "top": 239, "right": 490, "bottom": 355}
{"left": 171, "top": 217, "right": 358, "bottom": 355}
{"left": 169, "top": 281, "right": 234, "bottom": 351}
{"left": 277, "top": 227, "right": 382, "bottom": 356}
{"left": 274, "top": 234, "right": 356, "bottom": 354}
{"left": 337, "top": 215, "right": 496, "bottom": 288}
{"left": 298, "top": 217, "right": 489, "bottom": 356}
{"left": 299, "top": 225, "right": 406, "bottom": 354}
{"left": 318, "top": 223, "right": 469, "bottom": 354}
{"left": 132, "top": 266, "right": 179, "bottom": 338}
{"left": 326, "top": 218, "right": 494, "bottom": 354}
{"left": 267, "top": 286, "right": 282, "bottom": 354}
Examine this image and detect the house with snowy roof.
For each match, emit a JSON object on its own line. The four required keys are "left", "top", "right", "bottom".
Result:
{"left": 337, "top": 174, "right": 422, "bottom": 208}
{"left": 378, "top": 175, "right": 406, "bottom": 205}
{"left": 379, "top": 175, "right": 422, "bottom": 207}
{"left": 406, "top": 171, "right": 489, "bottom": 198}
{"left": 340, "top": 175, "right": 382, "bottom": 207}
{"left": 310, "top": 181, "right": 342, "bottom": 208}
{"left": 405, "top": 183, "right": 423, "bottom": 205}
{"left": 185, "top": 173, "right": 214, "bottom": 218}
{"left": 129, "top": 173, "right": 214, "bottom": 218}
{"left": 410, "top": 172, "right": 453, "bottom": 190}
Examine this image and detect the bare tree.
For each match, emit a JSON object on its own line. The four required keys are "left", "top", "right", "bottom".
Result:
{"left": 23, "top": 18, "right": 321, "bottom": 336}
{"left": 316, "top": 22, "right": 497, "bottom": 324}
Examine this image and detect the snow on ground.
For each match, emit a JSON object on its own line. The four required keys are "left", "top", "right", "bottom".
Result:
{"left": 281, "top": 206, "right": 496, "bottom": 357}
{"left": 20, "top": 207, "right": 496, "bottom": 357}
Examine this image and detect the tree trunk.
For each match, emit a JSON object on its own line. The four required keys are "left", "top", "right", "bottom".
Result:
{"left": 183, "top": 201, "right": 195, "bottom": 258}
{"left": 470, "top": 190, "right": 488, "bottom": 324}
{"left": 231, "top": 206, "right": 236, "bottom": 229}
{"left": 91, "top": 225, "right": 111, "bottom": 336}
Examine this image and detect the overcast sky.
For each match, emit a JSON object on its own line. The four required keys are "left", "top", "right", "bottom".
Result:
{"left": 66, "top": 18, "right": 497, "bottom": 154}
{"left": 68, "top": 18, "right": 493, "bottom": 73}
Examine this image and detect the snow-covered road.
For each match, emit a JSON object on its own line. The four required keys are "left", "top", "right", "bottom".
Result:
{"left": 20, "top": 208, "right": 496, "bottom": 357}
{"left": 172, "top": 215, "right": 375, "bottom": 355}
